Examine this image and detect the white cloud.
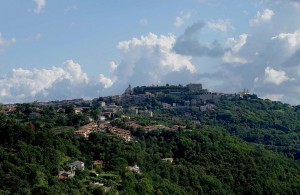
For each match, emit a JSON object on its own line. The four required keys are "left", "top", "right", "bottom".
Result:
{"left": 109, "top": 61, "right": 118, "bottom": 73}
{"left": 207, "top": 19, "right": 234, "bottom": 32}
{"left": 111, "top": 32, "right": 196, "bottom": 88}
{"left": 174, "top": 11, "right": 192, "bottom": 27}
{"left": 99, "top": 74, "right": 115, "bottom": 88}
{"left": 223, "top": 52, "right": 248, "bottom": 64}
{"left": 0, "top": 33, "right": 16, "bottom": 51}
{"left": 250, "top": 8, "right": 274, "bottom": 26}
{"left": 63, "top": 60, "right": 89, "bottom": 84}
{"left": 271, "top": 30, "right": 300, "bottom": 50}
{"left": 33, "top": 0, "right": 46, "bottom": 14}
{"left": 223, "top": 34, "right": 248, "bottom": 64}
{"left": 225, "top": 33, "right": 248, "bottom": 52}
{"left": 263, "top": 66, "right": 294, "bottom": 85}
{"left": 0, "top": 60, "right": 100, "bottom": 103}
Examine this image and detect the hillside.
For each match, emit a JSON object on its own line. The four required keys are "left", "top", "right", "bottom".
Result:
{"left": 0, "top": 91, "right": 300, "bottom": 194}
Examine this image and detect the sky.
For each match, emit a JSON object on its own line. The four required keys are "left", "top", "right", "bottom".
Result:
{"left": 1, "top": 0, "right": 300, "bottom": 104}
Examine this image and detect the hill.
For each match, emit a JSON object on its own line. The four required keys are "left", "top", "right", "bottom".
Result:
{"left": 0, "top": 88, "right": 300, "bottom": 194}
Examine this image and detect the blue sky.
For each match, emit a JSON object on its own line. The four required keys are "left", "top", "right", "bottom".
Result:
{"left": 1, "top": 0, "right": 300, "bottom": 104}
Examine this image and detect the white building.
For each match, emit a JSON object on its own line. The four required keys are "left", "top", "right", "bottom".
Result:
{"left": 70, "top": 161, "right": 85, "bottom": 170}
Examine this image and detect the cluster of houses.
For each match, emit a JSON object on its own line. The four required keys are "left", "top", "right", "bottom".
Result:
{"left": 0, "top": 104, "right": 16, "bottom": 114}
{"left": 73, "top": 119, "right": 186, "bottom": 141}
{"left": 74, "top": 122, "right": 98, "bottom": 138}
{"left": 58, "top": 160, "right": 103, "bottom": 178}
{"left": 161, "top": 101, "right": 217, "bottom": 112}
{"left": 109, "top": 127, "right": 132, "bottom": 142}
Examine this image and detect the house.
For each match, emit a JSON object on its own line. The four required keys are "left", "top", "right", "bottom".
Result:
{"left": 171, "top": 125, "right": 186, "bottom": 131}
{"left": 89, "top": 182, "right": 104, "bottom": 188}
{"left": 74, "top": 108, "right": 83, "bottom": 114}
{"left": 200, "top": 104, "right": 217, "bottom": 112}
{"left": 162, "top": 158, "right": 174, "bottom": 163}
{"left": 126, "top": 121, "right": 142, "bottom": 130}
{"left": 99, "top": 116, "right": 106, "bottom": 121}
{"left": 70, "top": 161, "right": 85, "bottom": 170}
{"left": 143, "top": 126, "right": 157, "bottom": 132}
{"left": 127, "top": 164, "right": 140, "bottom": 174}
{"left": 93, "top": 160, "right": 103, "bottom": 167}
{"left": 99, "top": 101, "right": 106, "bottom": 107}
{"left": 58, "top": 171, "right": 75, "bottom": 179}
{"left": 139, "top": 110, "right": 153, "bottom": 117}
{"left": 74, "top": 129, "right": 91, "bottom": 138}
{"left": 162, "top": 103, "right": 172, "bottom": 109}
{"left": 143, "top": 125, "right": 168, "bottom": 133}
{"left": 103, "top": 112, "right": 114, "bottom": 118}
{"left": 102, "top": 104, "right": 123, "bottom": 113}
{"left": 128, "top": 106, "right": 138, "bottom": 114}
{"left": 87, "top": 116, "right": 94, "bottom": 122}
{"left": 109, "top": 127, "right": 132, "bottom": 142}
{"left": 98, "top": 122, "right": 112, "bottom": 132}
{"left": 74, "top": 122, "right": 98, "bottom": 138}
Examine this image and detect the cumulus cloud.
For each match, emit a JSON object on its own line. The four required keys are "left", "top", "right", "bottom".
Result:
{"left": 102, "top": 32, "right": 197, "bottom": 91}
{"left": 33, "top": 0, "right": 46, "bottom": 14}
{"left": 173, "top": 21, "right": 224, "bottom": 57}
{"left": 272, "top": 30, "right": 300, "bottom": 51}
{"left": 109, "top": 61, "right": 118, "bottom": 73}
{"left": 225, "top": 34, "right": 248, "bottom": 52}
{"left": 223, "top": 34, "right": 248, "bottom": 64}
{"left": 0, "top": 60, "right": 105, "bottom": 103}
{"left": 263, "top": 66, "right": 294, "bottom": 85}
{"left": 174, "top": 11, "right": 192, "bottom": 27}
{"left": 207, "top": 19, "right": 234, "bottom": 32}
{"left": 99, "top": 74, "right": 115, "bottom": 88}
{"left": 223, "top": 52, "right": 248, "bottom": 64}
{"left": 0, "top": 33, "right": 16, "bottom": 51}
{"left": 63, "top": 60, "right": 89, "bottom": 84}
{"left": 250, "top": 8, "right": 274, "bottom": 26}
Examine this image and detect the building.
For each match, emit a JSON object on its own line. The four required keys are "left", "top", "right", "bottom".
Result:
{"left": 127, "top": 164, "right": 140, "bottom": 174}
{"left": 58, "top": 171, "right": 75, "bottom": 179}
{"left": 139, "top": 110, "right": 153, "bottom": 117}
{"left": 143, "top": 125, "right": 168, "bottom": 133}
{"left": 200, "top": 104, "right": 217, "bottom": 112}
{"left": 98, "top": 122, "right": 112, "bottom": 132}
{"left": 70, "top": 161, "right": 85, "bottom": 170}
{"left": 162, "top": 158, "right": 174, "bottom": 163}
{"left": 74, "top": 122, "right": 98, "bottom": 138}
{"left": 102, "top": 104, "right": 123, "bottom": 113}
{"left": 128, "top": 106, "right": 139, "bottom": 114}
{"left": 126, "top": 121, "right": 142, "bottom": 130}
{"left": 187, "top": 83, "right": 202, "bottom": 92}
{"left": 109, "top": 127, "right": 132, "bottom": 142}
{"left": 123, "top": 84, "right": 134, "bottom": 95}
{"left": 93, "top": 160, "right": 104, "bottom": 167}
{"left": 99, "top": 101, "right": 106, "bottom": 107}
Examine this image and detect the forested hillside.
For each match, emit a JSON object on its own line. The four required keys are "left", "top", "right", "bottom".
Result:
{"left": 1, "top": 95, "right": 300, "bottom": 194}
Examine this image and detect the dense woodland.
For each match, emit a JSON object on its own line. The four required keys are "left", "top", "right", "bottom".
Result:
{"left": 1, "top": 94, "right": 300, "bottom": 194}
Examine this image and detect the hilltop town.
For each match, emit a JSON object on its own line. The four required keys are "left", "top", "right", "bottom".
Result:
{"left": 1, "top": 83, "right": 248, "bottom": 142}
{"left": 1, "top": 83, "right": 300, "bottom": 194}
